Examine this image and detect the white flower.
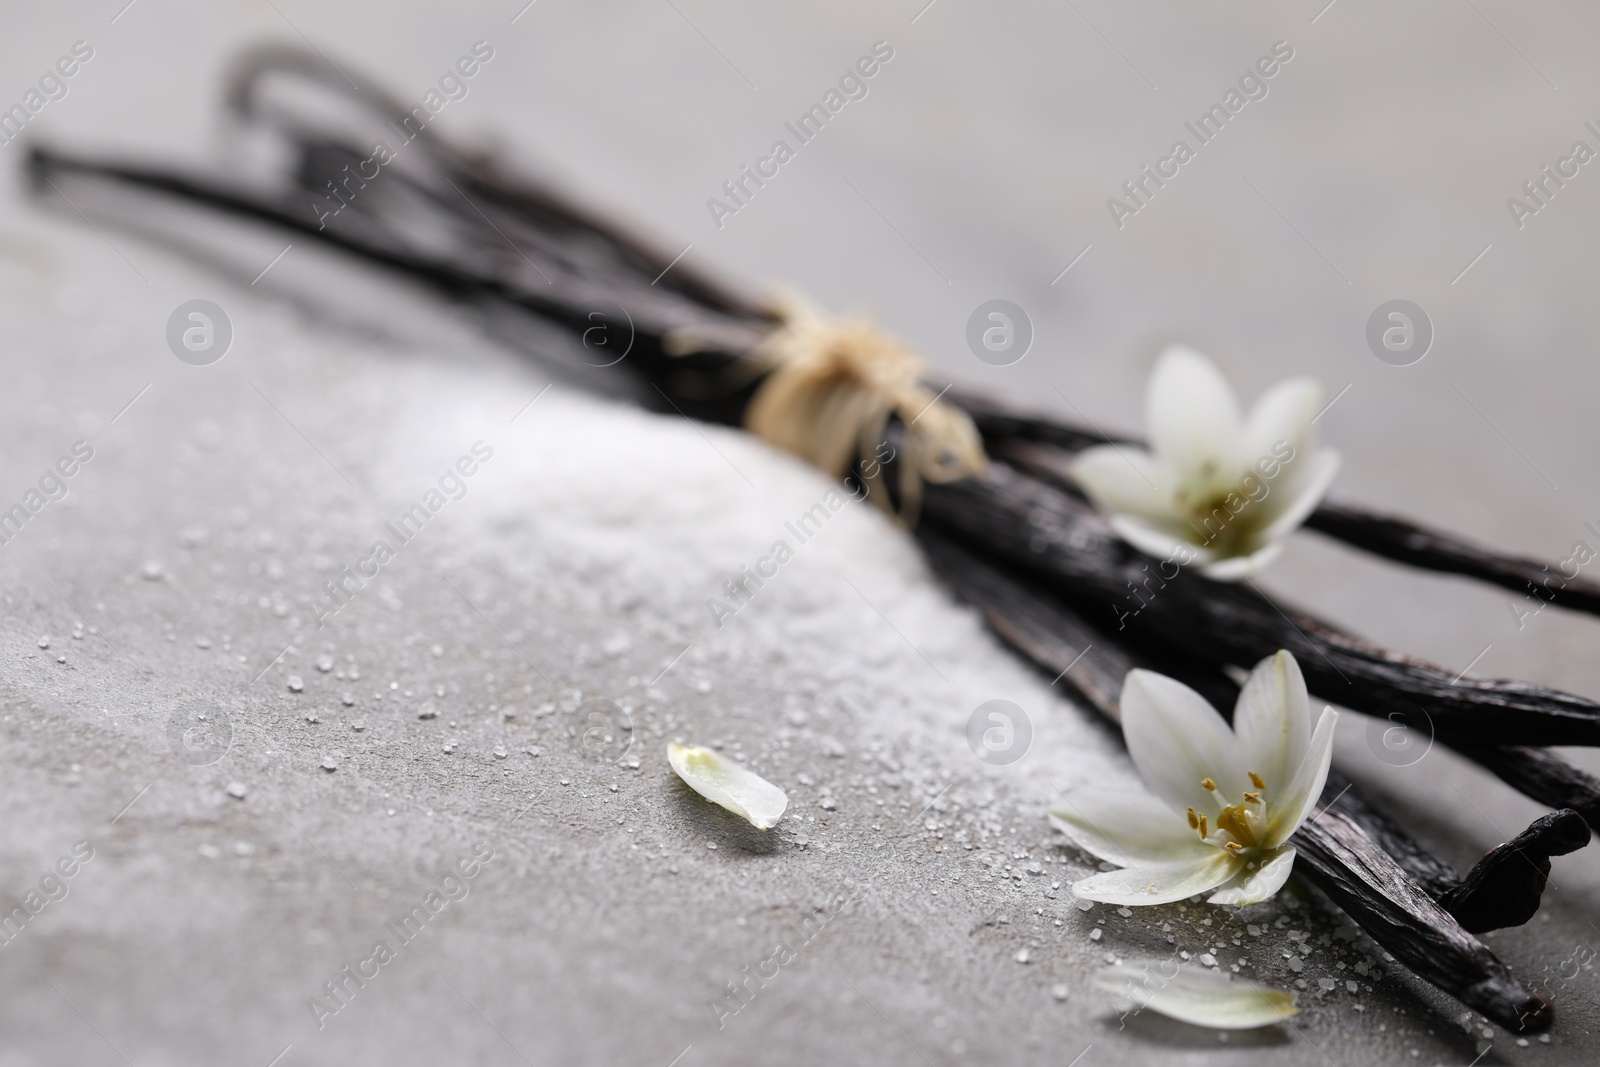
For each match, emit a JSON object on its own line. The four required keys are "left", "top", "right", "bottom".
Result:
{"left": 668, "top": 743, "right": 789, "bottom": 830}
{"left": 1050, "top": 650, "right": 1337, "bottom": 907}
{"left": 1070, "top": 345, "right": 1340, "bottom": 580}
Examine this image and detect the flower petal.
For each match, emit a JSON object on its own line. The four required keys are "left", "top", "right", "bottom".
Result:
{"left": 1095, "top": 965, "right": 1298, "bottom": 1029}
{"left": 1070, "top": 446, "right": 1174, "bottom": 521}
{"left": 1145, "top": 346, "right": 1243, "bottom": 492}
{"left": 1194, "top": 542, "right": 1282, "bottom": 582}
{"left": 1207, "top": 846, "right": 1298, "bottom": 905}
{"left": 1244, "top": 378, "right": 1321, "bottom": 463}
{"left": 1258, "top": 449, "right": 1340, "bottom": 543}
{"left": 1264, "top": 708, "right": 1339, "bottom": 847}
{"left": 1233, "top": 651, "right": 1311, "bottom": 797}
{"left": 1109, "top": 515, "right": 1212, "bottom": 562}
{"left": 1049, "top": 790, "right": 1213, "bottom": 867}
{"left": 1071, "top": 851, "right": 1242, "bottom": 906}
{"left": 1121, "top": 669, "right": 1247, "bottom": 815}
{"left": 667, "top": 743, "right": 789, "bottom": 830}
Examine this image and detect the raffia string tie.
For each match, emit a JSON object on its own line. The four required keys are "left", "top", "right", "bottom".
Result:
{"left": 742, "top": 294, "right": 988, "bottom": 523}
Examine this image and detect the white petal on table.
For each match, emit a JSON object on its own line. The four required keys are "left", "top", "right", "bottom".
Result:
{"left": 1232, "top": 650, "right": 1311, "bottom": 794}
{"left": 1095, "top": 965, "right": 1297, "bottom": 1029}
{"left": 1121, "top": 670, "right": 1247, "bottom": 815}
{"left": 668, "top": 744, "right": 789, "bottom": 830}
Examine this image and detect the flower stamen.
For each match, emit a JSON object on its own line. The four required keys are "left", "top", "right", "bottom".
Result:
{"left": 1225, "top": 841, "right": 1244, "bottom": 854}
{"left": 1201, "top": 777, "right": 1217, "bottom": 792}
{"left": 1248, "top": 770, "right": 1266, "bottom": 790}
{"left": 1215, "top": 804, "right": 1260, "bottom": 848}
{"left": 1186, "top": 807, "right": 1199, "bottom": 829}
{"left": 1243, "top": 791, "right": 1261, "bottom": 805}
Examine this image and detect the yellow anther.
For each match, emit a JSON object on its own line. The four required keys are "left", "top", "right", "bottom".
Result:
{"left": 1225, "top": 841, "right": 1244, "bottom": 854}
{"left": 1248, "top": 771, "right": 1266, "bottom": 790}
{"left": 1197, "top": 814, "right": 1208, "bottom": 840}
{"left": 1243, "top": 791, "right": 1262, "bottom": 805}
{"left": 1201, "top": 777, "right": 1217, "bottom": 792}
{"left": 1187, "top": 807, "right": 1199, "bottom": 829}
{"left": 1216, "top": 805, "right": 1260, "bottom": 848}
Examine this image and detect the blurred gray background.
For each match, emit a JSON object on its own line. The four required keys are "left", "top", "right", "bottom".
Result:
{"left": 3, "top": 1, "right": 1599, "bottom": 1064}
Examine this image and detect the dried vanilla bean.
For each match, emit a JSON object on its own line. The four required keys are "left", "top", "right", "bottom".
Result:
{"left": 938, "top": 447, "right": 1600, "bottom": 819}
{"left": 1452, "top": 744, "right": 1600, "bottom": 828}
{"left": 1438, "top": 811, "right": 1590, "bottom": 934}
{"left": 51, "top": 138, "right": 1600, "bottom": 749}
{"left": 25, "top": 146, "right": 770, "bottom": 430}
{"left": 1303, "top": 503, "right": 1600, "bottom": 614}
{"left": 921, "top": 461, "right": 1600, "bottom": 748}
{"left": 1294, "top": 812, "right": 1550, "bottom": 1032}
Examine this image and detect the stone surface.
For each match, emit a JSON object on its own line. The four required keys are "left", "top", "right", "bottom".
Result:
{"left": 2, "top": 2, "right": 1600, "bottom": 1065}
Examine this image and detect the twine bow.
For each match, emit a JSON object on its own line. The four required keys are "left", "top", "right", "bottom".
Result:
{"left": 742, "top": 294, "right": 988, "bottom": 523}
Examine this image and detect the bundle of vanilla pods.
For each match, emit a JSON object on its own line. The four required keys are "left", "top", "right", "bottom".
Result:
{"left": 32, "top": 45, "right": 1600, "bottom": 1033}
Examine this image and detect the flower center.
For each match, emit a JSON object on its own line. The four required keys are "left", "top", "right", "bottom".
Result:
{"left": 1190, "top": 772, "right": 1268, "bottom": 853}
{"left": 1173, "top": 478, "right": 1266, "bottom": 556}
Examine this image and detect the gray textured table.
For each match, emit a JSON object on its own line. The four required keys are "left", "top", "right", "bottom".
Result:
{"left": 2, "top": 2, "right": 1599, "bottom": 1064}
